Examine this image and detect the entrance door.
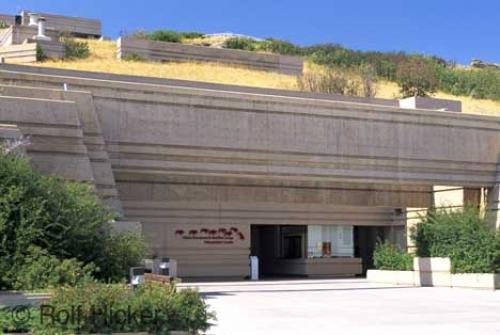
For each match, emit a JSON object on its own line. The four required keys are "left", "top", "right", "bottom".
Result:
{"left": 354, "top": 226, "right": 385, "bottom": 274}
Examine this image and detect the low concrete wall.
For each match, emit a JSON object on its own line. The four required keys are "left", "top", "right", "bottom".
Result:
{"left": 27, "top": 39, "right": 65, "bottom": 59}
{"left": 366, "top": 270, "right": 416, "bottom": 286}
{"left": 368, "top": 258, "right": 499, "bottom": 290}
{"left": 117, "top": 37, "right": 304, "bottom": 75}
{"left": 21, "top": 10, "right": 101, "bottom": 37}
{"left": 0, "top": 43, "right": 37, "bottom": 63}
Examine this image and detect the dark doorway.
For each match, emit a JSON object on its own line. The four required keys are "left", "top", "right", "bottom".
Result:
{"left": 354, "top": 226, "right": 385, "bottom": 274}
{"left": 250, "top": 225, "right": 306, "bottom": 277}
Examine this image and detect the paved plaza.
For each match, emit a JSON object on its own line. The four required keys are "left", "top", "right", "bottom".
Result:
{"left": 179, "top": 278, "right": 500, "bottom": 335}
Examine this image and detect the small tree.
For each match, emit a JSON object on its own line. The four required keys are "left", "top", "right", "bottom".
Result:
{"left": 0, "top": 151, "right": 147, "bottom": 289}
{"left": 396, "top": 57, "right": 438, "bottom": 97}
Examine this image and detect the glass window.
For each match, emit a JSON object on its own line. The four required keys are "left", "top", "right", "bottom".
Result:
{"left": 307, "top": 225, "right": 354, "bottom": 258}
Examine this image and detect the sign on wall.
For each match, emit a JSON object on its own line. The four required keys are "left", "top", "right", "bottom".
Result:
{"left": 174, "top": 226, "right": 245, "bottom": 245}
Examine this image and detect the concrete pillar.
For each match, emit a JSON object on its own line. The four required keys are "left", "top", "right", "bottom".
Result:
{"left": 405, "top": 208, "right": 427, "bottom": 253}
{"left": 486, "top": 183, "right": 500, "bottom": 230}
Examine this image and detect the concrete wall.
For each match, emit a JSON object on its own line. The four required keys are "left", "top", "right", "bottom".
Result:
{"left": 0, "top": 14, "right": 14, "bottom": 26}
{"left": 21, "top": 10, "right": 101, "bottom": 37}
{"left": 0, "top": 43, "right": 37, "bottom": 63}
{"left": 10, "top": 25, "right": 60, "bottom": 45}
{"left": 0, "top": 84, "right": 122, "bottom": 213}
{"left": 0, "top": 65, "right": 499, "bottom": 277}
{"left": 117, "top": 37, "right": 304, "bottom": 75}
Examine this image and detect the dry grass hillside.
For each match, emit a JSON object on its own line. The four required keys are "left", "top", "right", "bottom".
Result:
{"left": 34, "top": 39, "right": 500, "bottom": 116}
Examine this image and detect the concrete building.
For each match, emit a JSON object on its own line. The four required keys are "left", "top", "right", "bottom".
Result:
{"left": 0, "top": 64, "right": 498, "bottom": 279}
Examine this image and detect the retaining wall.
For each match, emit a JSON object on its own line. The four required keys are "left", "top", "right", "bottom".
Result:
{"left": 0, "top": 43, "right": 37, "bottom": 63}
{"left": 21, "top": 10, "right": 101, "bottom": 37}
{"left": 117, "top": 37, "right": 304, "bottom": 75}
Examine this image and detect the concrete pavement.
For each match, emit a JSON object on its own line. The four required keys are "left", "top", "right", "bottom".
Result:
{"left": 179, "top": 278, "right": 500, "bottom": 335}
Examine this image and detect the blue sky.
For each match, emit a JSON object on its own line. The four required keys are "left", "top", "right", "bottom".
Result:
{"left": 1, "top": 0, "right": 499, "bottom": 64}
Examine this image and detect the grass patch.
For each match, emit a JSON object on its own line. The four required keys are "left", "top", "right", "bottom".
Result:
{"left": 32, "top": 39, "right": 500, "bottom": 116}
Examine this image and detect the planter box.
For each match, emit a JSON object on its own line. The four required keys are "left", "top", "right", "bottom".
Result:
{"left": 366, "top": 269, "right": 416, "bottom": 286}
{"left": 413, "top": 257, "right": 451, "bottom": 287}
{"left": 451, "top": 273, "right": 500, "bottom": 290}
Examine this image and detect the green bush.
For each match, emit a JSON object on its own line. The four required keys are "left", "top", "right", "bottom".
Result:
{"left": 0, "top": 20, "right": 8, "bottom": 29}
{"left": 373, "top": 241, "right": 413, "bottom": 271}
{"left": 9, "top": 246, "right": 96, "bottom": 290}
{"left": 412, "top": 207, "right": 500, "bottom": 273}
{"left": 222, "top": 37, "right": 258, "bottom": 51}
{"left": 143, "top": 30, "right": 204, "bottom": 43}
{"left": 62, "top": 38, "right": 90, "bottom": 59}
{"left": 24, "top": 283, "right": 215, "bottom": 334}
{"left": 258, "top": 38, "right": 302, "bottom": 55}
{"left": 0, "top": 152, "right": 146, "bottom": 289}
{"left": 395, "top": 57, "right": 439, "bottom": 97}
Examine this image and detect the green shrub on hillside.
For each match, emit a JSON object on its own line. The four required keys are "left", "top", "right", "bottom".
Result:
{"left": 142, "top": 29, "right": 204, "bottom": 43}
{"left": 438, "top": 67, "right": 500, "bottom": 100}
{"left": 258, "top": 38, "right": 302, "bottom": 55}
{"left": 223, "top": 37, "right": 258, "bottom": 51}
{"left": 412, "top": 207, "right": 500, "bottom": 273}
{"left": 395, "top": 57, "right": 439, "bottom": 97}
{"left": 62, "top": 38, "right": 90, "bottom": 59}
{"left": 373, "top": 241, "right": 413, "bottom": 271}
{"left": 0, "top": 152, "right": 147, "bottom": 289}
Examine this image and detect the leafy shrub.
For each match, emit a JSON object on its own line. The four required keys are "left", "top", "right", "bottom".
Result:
{"left": 395, "top": 57, "right": 439, "bottom": 97}
{"left": 142, "top": 30, "right": 204, "bottom": 43}
{"left": 412, "top": 207, "right": 500, "bottom": 273}
{"left": 0, "top": 20, "right": 9, "bottom": 29}
{"left": 258, "top": 38, "right": 301, "bottom": 55}
{"left": 0, "top": 152, "right": 146, "bottom": 289}
{"left": 27, "top": 283, "right": 215, "bottom": 334}
{"left": 222, "top": 37, "right": 258, "bottom": 51}
{"left": 373, "top": 241, "right": 413, "bottom": 271}
{"left": 437, "top": 66, "right": 500, "bottom": 100}
{"left": 36, "top": 44, "right": 47, "bottom": 61}
{"left": 297, "top": 67, "right": 360, "bottom": 96}
{"left": 62, "top": 38, "right": 90, "bottom": 59}
{"left": 8, "top": 246, "right": 96, "bottom": 290}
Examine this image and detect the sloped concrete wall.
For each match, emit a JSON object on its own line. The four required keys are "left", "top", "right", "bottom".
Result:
{"left": 117, "top": 37, "right": 304, "bottom": 75}
{"left": 0, "top": 95, "right": 94, "bottom": 182}
{"left": 0, "top": 84, "right": 123, "bottom": 213}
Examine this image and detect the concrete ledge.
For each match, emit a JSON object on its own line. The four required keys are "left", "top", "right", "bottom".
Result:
{"left": 366, "top": 269, "right": 416, "bottom": 286}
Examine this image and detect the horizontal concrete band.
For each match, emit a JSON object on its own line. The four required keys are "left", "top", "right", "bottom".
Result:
{"left": 117, "top": 37, "right": 303, "bottom": 75}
